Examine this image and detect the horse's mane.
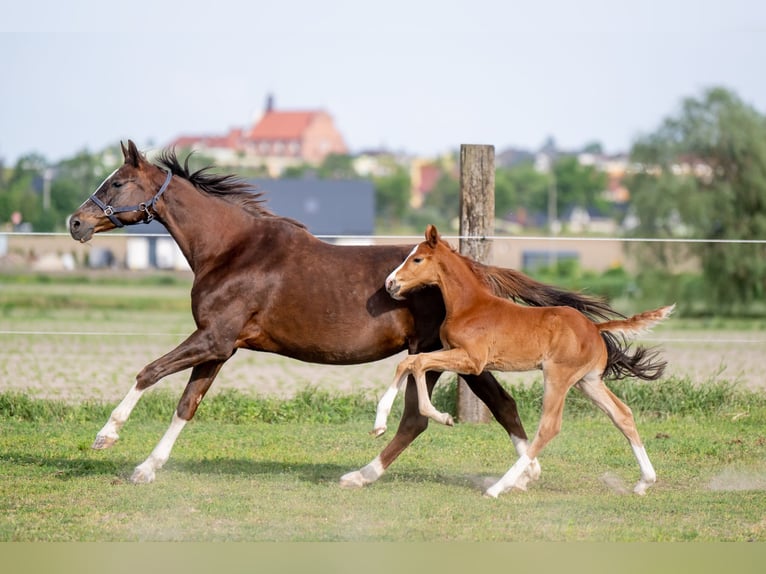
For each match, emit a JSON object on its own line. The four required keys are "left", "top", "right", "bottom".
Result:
{"left": 439, "top": 239, "right": 621, "bottom": 321}
{"left": 155, "top": 149, "right": 306, "bottom": 228}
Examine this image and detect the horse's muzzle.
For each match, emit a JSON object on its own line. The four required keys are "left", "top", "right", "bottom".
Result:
{"left": 69, "top": 214, "right": 94, "bottom": 243}
{"left": 386, "top": 279, "right": 404, "bottom": 300}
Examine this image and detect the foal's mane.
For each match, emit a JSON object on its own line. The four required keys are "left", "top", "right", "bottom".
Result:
{"left": 155, "top": 149, "right": 306, "bottom": 228}
{"left": 437, "top": 237, "right": 620, "bottom": 321}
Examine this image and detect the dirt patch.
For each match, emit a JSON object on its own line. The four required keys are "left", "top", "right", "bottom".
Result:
{"left": 0, "top": 327, "right": 763, "bottom": 404}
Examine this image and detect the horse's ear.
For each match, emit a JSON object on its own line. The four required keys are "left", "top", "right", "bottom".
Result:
{"left": 122, "top": 140, "right": 142, "bottom": 167}
{"left": 425, "top": 224, "right": 439, "bottom": 246}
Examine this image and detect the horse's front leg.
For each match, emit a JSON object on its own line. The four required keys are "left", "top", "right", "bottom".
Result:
{"left": 131, "top": 360, "right": 225, "bottom": 484}
{"left": 92, "top": 328, "right": 232, "bottom": 450}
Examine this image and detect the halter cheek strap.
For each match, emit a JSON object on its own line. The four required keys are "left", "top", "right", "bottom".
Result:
{"left": 88, "top": 168, "right": 173, "bottom": 228}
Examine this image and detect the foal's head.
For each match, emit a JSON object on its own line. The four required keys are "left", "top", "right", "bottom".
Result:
{"left": 385, "top": 224, "right": 447, "bottom": 300}
{"left": 70, "top": 140, "right": 169, "bottom": 242}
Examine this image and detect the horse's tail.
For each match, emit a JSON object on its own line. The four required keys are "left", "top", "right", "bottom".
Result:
{"left": 599, "top": 304, "right": 675, "bottom": 381}
{"left": 598, "top": 304, "right": 675, "bottom": 338}
{"left": 479, "top": 263, "right": 623, "bottom": 321}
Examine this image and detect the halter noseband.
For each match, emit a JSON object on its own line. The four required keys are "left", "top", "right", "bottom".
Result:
{"left": 88, "top": 168, "right": 173, "bottom": 228}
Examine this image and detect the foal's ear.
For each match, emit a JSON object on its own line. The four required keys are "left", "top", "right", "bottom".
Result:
{"left": 121, "top": 140, "right": 143, "bottom": 168}
{"left": 425, "top": 224, "right": 440, "bottom": 247}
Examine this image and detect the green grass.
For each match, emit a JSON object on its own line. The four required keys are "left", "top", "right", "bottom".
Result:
{"left": 2, "top": 275, "right": 766, "bottom": 542}
{"left": 1, "top": 385, "right": 766, "bottom": 541}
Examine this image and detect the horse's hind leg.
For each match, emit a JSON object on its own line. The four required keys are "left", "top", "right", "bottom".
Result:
{"left": 576, "top": 374, "right": 656, "bottom": 495}
{"left": 131, "top": 360, "right": 224, "bottom": 484}
{"left": 340, "top": 370, "right": 440, "bottom": 488}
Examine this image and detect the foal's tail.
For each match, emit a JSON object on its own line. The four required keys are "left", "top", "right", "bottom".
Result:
{"left": 599, "top": 304, "right": 675, "bottom": 381}
{"left": 478, "top": 263, "right": 622, "bottom": 321}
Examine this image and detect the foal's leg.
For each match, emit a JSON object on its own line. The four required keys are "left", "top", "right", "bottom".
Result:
{"left": 575, "top": 374, "right": 656, "bottom": 495}
{"left": 340, "top": 371, "right": 440, "bottom": 488}
{"left": 405, "top": 348, "right": 484, "bottom": 425}
{"left": 131, "top": 360, "right": 225, "bottom": 484}
{"left": 92, "top": 328, "right": 235, "bottom": 449}
{"left": 485, "top": 370, "right": 571, "bottom": 498}
{"left": 413, "top": 369, "right": 454, "bottom": 426}
{"left": 372, "top": 360, "right": 412, "bottom": 436}
{"left": 460, "top": 373, "right": 541, "bottom": 487}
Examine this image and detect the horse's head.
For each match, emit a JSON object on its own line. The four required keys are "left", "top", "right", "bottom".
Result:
{"left": 69, "top": 140, "right": 172, "bottom": 242}
{"left": 385, "top": 224, "right": 445, "bottom": 300}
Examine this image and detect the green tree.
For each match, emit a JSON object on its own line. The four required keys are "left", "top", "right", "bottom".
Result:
{"left": 318, "top": 154, "right": 357, "bottom": 179}
{"left": 552, "top": 156, "right": 609, "bottom": 216}
{"left": 374, "top": 165, "right": 411, "bottom": 221}
{"left": 628, "top": 86, "right": 766, "bottom": 310}
{"left": 420, "top": 171, "right": 459, "bottom": 229}
{"left": 495, "top": 162, "right": 551, "bottom": 220}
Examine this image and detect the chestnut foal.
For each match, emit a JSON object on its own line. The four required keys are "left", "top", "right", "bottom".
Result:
{"left": 375, "top": 224, "right": 673, "bottom": 498}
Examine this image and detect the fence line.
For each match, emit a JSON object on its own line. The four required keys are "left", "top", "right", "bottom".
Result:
{"left": 2, "top": 231, "right": 766, "bottom": 244}
{"left": 2, "top": 232, "right": 764, "bottom": 344}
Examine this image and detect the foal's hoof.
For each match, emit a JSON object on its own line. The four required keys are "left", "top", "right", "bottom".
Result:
{"left": 445, "top": 414, "right": 455, "bottom": 426}
{"left": 130, "top": 465, "right": 156, "bottom": 485}
{"left": 92, "top": 435, "right": 118, "bottom": 450}
{"left": 370, "top": 426, "right": 387, "bottom": 438}
{"left": 339, "top": 471, "right": 366, "bottom": 489}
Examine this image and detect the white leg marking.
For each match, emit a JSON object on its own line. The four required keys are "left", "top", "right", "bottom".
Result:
{"left": 631, "top": 443, "right": 656, "bottom": 495}
{"left": 93, "top": 384, "right": 145, "bottom": 448}
{"left": 131, "top": 413, "right": 187, "bottom": 484}
{"left": 340, "top": 456, "right": 385, "bottom": 488}
{"left": 373, "top": 382, "right": 401, "bottom": 437}
{"left": 509, "top": 436, "right": 541, "bottom": 489}
{"left": 485, "top": 454, "right": 532, "bottom": 498}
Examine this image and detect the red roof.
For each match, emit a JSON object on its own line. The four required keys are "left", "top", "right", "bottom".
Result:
{"left": 248, "top": 111, "right": 319, "bottom": 140}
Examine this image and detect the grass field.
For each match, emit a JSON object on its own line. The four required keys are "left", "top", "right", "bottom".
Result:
{"left": 2, "top": 273, "right": 766, "bottom": 542}
{"left": 2, "top": 383, "right": 766, "bottom": 542}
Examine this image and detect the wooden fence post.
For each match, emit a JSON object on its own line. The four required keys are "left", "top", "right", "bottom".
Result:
{"left": 457, "top": 144, "right": 494, "bottom": 423}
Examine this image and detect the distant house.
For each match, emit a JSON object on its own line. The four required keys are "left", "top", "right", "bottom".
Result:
{"left": 168, "top": 95, "right": 348, "bottom": 176}
{"left": 124, "top": 178, "right": 374, "bottom": 269}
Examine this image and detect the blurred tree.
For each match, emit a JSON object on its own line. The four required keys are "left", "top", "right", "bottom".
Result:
{"left": 420, "top": 171, "right": 459, "bottom": 229}
{"left": 628, "top": 86, "right": 766, "bottom": 310}
{"left": 374, "top": 164, "right": 411, "bottom": 221}
{"left": 552, "top": 155, "right": 609, "bottom": 217}
{"left": 317, "top": 154, "right": 357, "bottom": 179}
{"left": 495, "top": 162, "right": 550, "bottom": 220}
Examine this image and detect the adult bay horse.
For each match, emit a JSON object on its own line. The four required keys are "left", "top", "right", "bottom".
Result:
{"left": 69, "top": 140, "right": 619, "bottom": 487}
{"left": 377, "top": 225, "right": 673, "bottom": 497}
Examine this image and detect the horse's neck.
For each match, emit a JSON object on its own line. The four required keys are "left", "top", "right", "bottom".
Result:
{"left": 436, "top": 253, "right": 493, "bottom": 316}
{"left": 154, "top": 180, "right": 247, "bottom": 272}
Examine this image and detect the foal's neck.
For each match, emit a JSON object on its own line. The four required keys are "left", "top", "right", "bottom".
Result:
{"left": 435, "top": 251, "right": 493, "bottom": 315}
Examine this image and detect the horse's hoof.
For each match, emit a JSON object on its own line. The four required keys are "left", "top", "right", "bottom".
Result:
{"left": 130, "top": 465, "right": 155, "bottom": 484}
{"left": 92, "top": 435, "right": 117, "bottom": 450}
{"left": 339, "top": 471, "right": 365, "bottom": 489}
{"left": 370, "top": 427, "right": 387, "bottom": 437}
{"left": 445, "top": 414, "right": 455, "bottom": 427}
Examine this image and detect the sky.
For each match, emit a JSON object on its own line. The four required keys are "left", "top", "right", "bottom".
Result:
{"left": 2, "top": 0, "right": 765, "bottom": 165}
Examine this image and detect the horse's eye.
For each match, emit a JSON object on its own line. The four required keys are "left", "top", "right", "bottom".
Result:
{"left": 112, "top": 181, "right": 123, "bottom": 188}
{"left": 413, "top": 257, "right": 423, "bottom": 263}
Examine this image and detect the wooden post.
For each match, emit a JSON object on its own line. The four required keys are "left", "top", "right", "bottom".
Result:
{"left": 457, "top": 144, "right": 494, "bottom": 423}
